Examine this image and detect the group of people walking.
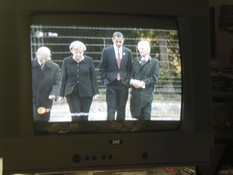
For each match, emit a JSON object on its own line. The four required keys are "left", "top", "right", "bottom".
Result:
{"left": 32, "top": 31, "right": 160, "bottom": 122}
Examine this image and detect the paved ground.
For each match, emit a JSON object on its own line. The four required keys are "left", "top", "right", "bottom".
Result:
{"left": 50, "top": 98, "right": 181, "bottom": 122}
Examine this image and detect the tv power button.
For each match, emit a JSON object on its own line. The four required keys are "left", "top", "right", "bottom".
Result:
{"left": 72, "top": 154, "right": 81, "bottom": 163}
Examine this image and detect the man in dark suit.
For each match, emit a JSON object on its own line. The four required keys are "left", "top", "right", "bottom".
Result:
{"left": 99, "top": 31, "right": 132, "bottom": 120}
{"left": 31, "top": 46, "right": 62, "bottom": 122}
{"left": 130, "top": 40, "right": 159, "bottom": 120}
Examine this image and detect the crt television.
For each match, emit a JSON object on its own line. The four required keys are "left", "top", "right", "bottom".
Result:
{"left": 0, "top": 0, "right": 213, "bottom": 174}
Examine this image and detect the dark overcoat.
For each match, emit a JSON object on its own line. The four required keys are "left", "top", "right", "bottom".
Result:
{"left": 31, "top": 59, "right": 62, "bottom": 109}
{"left": 130, "top": 56, "right": 159, "bottom": 118}
{"left": 59, "top": 55, "right": 99, "bottom": 97}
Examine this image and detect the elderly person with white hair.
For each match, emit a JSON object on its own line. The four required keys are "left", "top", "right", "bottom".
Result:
{"left": 130, "top": 40, "right": 160, "bottom": 120}
{"left": 31, "top": 46, "right": 62, "bottom": 122}
{"left": 59, "top": 40, "right": 99, "bottom": 121}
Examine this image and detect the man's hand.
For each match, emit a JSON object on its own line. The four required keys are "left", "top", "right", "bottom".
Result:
{"left": 93, "top": 94, "right": 99, "bottom": 100}
{"left": 48, "top": 95, "right": 56, "bottom": 101}
{"left": 130, "top": 79, "right": 145, "bottom": 89}
{"left": 58, "top": 96, "right": 64, "bottom": 103}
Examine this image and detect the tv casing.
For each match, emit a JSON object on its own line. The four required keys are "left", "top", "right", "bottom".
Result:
{"left": 0, "top": 0, "right": 213, "bottom": 174}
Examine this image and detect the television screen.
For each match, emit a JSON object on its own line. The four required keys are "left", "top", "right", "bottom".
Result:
{"left": 30, "top": 14, "right": 182, "bottom": 133}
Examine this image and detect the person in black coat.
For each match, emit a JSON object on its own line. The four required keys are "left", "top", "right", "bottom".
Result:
{"left": 31, "top": 46, "right": 62, "bottom": 122}
{"left": 130, "top": 40, "right": 160, "bottom": 120}
{"left": 99, "top": 31, "right": 132, "bottom": 121}
{"left": 59, "top": 41, "right": 99, "bottom": 121}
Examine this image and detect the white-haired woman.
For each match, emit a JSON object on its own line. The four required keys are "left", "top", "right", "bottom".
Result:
{"left": 59, "top": 41, "right": 99, "bottom": 121}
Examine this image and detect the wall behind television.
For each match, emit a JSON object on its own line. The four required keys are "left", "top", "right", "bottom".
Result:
{"left": 210, "top": 0, "right": 233, "bottom": 66}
